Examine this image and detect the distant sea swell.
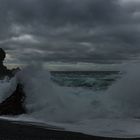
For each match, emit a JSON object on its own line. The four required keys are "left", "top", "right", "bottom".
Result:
{"left": 51, "top": 71, "right": 120, "bottom": 90}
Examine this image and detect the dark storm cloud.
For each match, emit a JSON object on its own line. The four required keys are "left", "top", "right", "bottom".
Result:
{"left": 0, "top": 0, "right": 140, "bottom": 64}
{"left": 2, "top": 0, "right": 120, "bottom": 25}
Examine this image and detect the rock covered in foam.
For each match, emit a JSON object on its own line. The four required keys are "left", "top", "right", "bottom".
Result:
{"left": 0, "top": 83, "right": 26, "bottom": 115}
{"left": 0, "top": 48, "right": 26, "bottom": 115}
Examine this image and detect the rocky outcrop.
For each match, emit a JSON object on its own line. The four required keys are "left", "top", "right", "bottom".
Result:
{"left": 0, "top": 48, "right": 26, "bottom": 115}
{"left": 0, "top": 48, "right": 15, "bottom": 79}
{"left": 0, "top": 83, "right": 26, "bottom": 115}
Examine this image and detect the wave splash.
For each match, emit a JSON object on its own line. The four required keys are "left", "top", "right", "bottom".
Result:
{"left": 1, "top": 63, "right": 140, "bottom": 137}
{"left": 16, "top": 64, "right": 106, "bottom": 122}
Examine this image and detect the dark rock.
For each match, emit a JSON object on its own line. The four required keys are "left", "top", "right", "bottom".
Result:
{"left": 0, "top": 48, "right": 6, "bottom": 61}
{"left": 0, "top": 48, "right": 26, "bottom": 115}
{"left": 0, "top": 83, "right": 26, "bottom": 115}
{"left": 0, "top": 48, "right": 14, "bottom": 79}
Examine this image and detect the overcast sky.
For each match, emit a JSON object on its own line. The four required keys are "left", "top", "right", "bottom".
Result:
{"left": 0, "top": 0, "right": 140, "bottom": 70}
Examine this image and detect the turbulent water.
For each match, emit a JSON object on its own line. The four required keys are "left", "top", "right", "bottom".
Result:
{"left": 1, "top": 64, "right": 140, "bottom": 138}
{"left": 51, "top": 71, "right": 120, "bottom": 90}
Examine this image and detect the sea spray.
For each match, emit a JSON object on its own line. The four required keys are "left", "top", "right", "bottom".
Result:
{"left": 0, "top": 77, "right": 17, "bottom": 103}
{"left": 1, "top": 63, "right": 140, "bottom": 120}
{"left": 15, "top": 64, "right": 107, "bottom": 122}
{"left": 106, "top": 64, "right": 140, "bottom": 118}
{"left": 16, "top": 64, "right": 61, "bottom": 116}
{"left": 17, "top": 63, "right": 140, "bottom": 120}
{"left": 1, "top": 63, "right": 140, "bottom": 137}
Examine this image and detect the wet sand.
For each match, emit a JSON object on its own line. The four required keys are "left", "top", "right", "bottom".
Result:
{"left": 0, "top": 119, "right": 139, "bottom": 140}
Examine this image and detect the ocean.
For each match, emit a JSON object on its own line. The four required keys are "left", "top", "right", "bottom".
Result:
{"left": 51, "top": 71, "right": 120, "bottom": 90}
{"left": 0, "top": 64, "right": 140, "bottom": 138}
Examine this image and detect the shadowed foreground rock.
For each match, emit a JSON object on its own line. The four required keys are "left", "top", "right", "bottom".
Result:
{"left": 0, "top": 48, "right": 24, "bottom": 115}
{"left": 0, "top": 84, "right": 26, "bottom": 115}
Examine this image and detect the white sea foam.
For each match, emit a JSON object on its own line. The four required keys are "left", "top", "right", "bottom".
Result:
{"left": 1, "top": 63, "right": 140, "bottom": 138}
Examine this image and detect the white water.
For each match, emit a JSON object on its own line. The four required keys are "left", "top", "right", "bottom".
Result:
{"left": 1, "top": 63, "right": 140, "bottom": 138}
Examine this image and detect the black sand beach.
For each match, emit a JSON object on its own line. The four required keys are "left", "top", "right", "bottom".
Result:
{"left": 0, "top": 119, "right": 139, "bottom": 140}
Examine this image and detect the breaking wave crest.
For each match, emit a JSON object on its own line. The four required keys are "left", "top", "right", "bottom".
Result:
{"left": 1, "top": 63, "right": 140, "bottom": 137}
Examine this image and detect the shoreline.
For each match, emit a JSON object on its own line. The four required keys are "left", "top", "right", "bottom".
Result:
{"left": 0, "top": 119, "right": 139, "bottom": 140}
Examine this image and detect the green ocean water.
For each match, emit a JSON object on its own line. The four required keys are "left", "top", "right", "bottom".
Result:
{"left": 51, "top": 71, "right": 120, "bottom": 90}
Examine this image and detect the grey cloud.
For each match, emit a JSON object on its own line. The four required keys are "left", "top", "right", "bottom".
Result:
{"left": 0, "top": 0, "right": 140, "bottom": 65}
{"left": 5, "top": 0, "right": 121, "bottom": 25}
